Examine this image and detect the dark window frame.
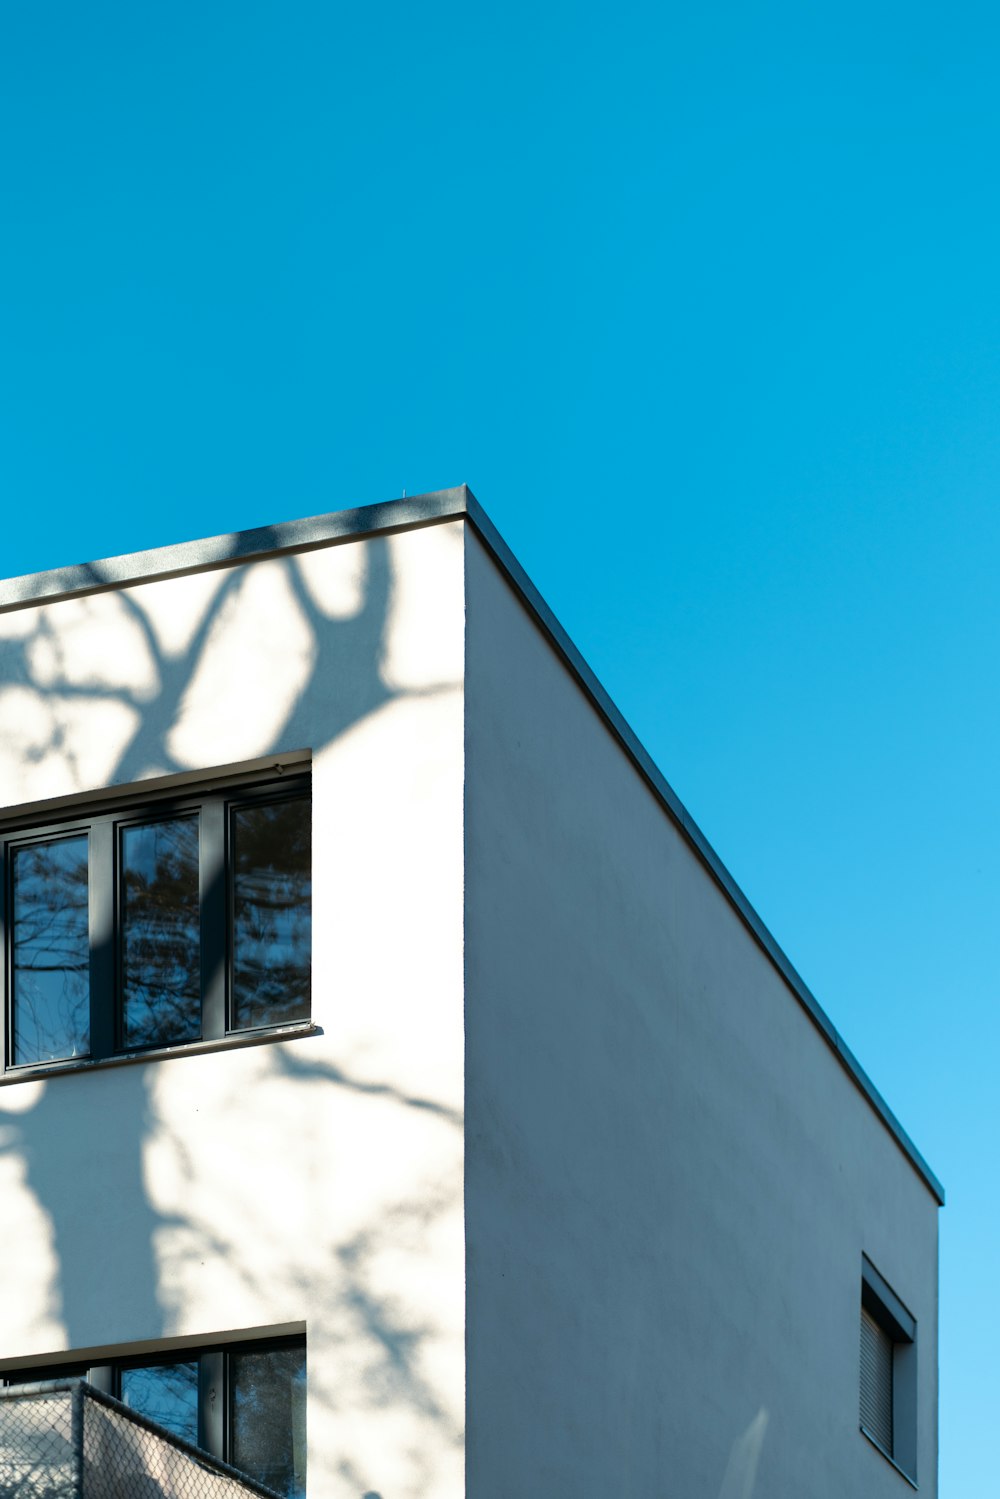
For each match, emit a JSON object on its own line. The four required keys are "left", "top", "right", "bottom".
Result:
{"left": 2, "top": 769, "right": 311, "bottom": 1073}
{"left": 860, "top": 1255, "right": 918, "bottom": 1488}
{"left": 1, "top": 1333, "right": 306, "bottom": 1493}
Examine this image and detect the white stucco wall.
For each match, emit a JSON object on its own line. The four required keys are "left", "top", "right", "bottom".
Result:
{"left": 0, "top": 521, "right": 467, "bottom": 1499}
{"left": 463, "top": 528, "right": 938, "bottom": 1499}
{"left": 0, "top": 507, "right": 941, "bottom": 1499}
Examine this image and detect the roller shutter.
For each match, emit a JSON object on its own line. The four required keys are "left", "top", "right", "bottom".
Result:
{"left": 860, "top": 1304, "right": 893, "bottom": 1451}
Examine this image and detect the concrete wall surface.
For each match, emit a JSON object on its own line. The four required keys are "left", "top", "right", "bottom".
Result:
{"left": 0, "top": 520, "right": 468, "bottom": 1498}
{"left": 463, "top": 527, "right": 938, "bottom": 1499}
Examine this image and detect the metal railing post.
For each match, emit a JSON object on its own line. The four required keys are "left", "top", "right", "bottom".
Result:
{"left": 71, "top": 1380, "right": 85, "bottom": 1499}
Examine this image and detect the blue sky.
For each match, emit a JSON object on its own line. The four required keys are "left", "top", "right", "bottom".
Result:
{"left": 2, "top": 3, "right": 998, "bottom": 1488}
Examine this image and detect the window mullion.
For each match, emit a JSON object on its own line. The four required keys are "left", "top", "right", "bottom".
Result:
{"left": 198, "top": 1350, "right": 226, "bottom": 1462}
{"left": 1, "top": 841, "right": 9, "bottom": 1072}
{"left": 88, "top": 821, "right": 116, "bottom": 1060}
{"left": 87, "top": 1364, "right": 115, "bottom": 1396}
{"left": 200, "top": 801, "right": 227, "bottom": 1042}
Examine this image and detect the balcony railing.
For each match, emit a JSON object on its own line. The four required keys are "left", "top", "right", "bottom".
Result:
{"left": 0, "top": 1380, "right": 283, "bottom": 1499}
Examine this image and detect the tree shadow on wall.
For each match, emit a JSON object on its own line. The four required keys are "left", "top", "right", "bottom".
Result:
{"left": 0, "top": 530, "right": 396, "bottom": 788}
{"left": 139, "top": 1041, "right": 464, "bottom": 1493}
{"left": 0, "top": 525, "right": 465, "bottom": 1495}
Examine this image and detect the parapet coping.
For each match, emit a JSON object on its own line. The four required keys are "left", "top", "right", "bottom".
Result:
{"left": 0, "top": 485, "right": 945, "bottom": 1205}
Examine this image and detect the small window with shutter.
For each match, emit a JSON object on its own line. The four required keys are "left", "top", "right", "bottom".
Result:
{"left": 859, "top": 1256, "right": 918, "bottom": 1485}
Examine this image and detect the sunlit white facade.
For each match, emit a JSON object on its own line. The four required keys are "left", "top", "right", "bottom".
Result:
{"left": 0, "top": 489, "right": 942, "bottom": 1497}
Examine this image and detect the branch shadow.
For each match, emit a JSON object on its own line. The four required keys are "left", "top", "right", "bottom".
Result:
{"left": 0, "top": 522, "right": 466, "bottom": 1496}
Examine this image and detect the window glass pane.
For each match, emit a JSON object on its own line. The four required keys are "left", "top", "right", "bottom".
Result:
{"left": 121, "top": 817, "right": 201, "bottom": 1049}
{"left": 231, "top": 798, "right": 311, "bottom": 1031}
{"left": 230, "top": 1344, "right": 306, "bottom": 1499}
{"left": 12, "top": 835, "right": 90, "bottom": 1064}
{"left": 120, "top": 1360, "right": 199, "bottom": 1446}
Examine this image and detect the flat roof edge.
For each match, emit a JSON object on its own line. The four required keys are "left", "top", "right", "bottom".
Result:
{"left": 0, "top": 486, "right": 944, "bottom": 1204}
{"left": 463, "top": 495, "right": 945, "bottom": 1208}
{"left": 0, "top": 487, "right": 471, "bottom": 612}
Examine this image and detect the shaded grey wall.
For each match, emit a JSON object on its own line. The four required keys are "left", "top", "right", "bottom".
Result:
{"left": 464, "top": 527, "right": 938, "bottom": 1499}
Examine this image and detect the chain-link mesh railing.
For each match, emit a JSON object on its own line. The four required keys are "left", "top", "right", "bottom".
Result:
{"left": 0, "top": 1381, "right": 283, "bottom": 1499}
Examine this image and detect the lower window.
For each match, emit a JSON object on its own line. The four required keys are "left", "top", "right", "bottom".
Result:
{"left": 3, "top": 1336, "right": 306, "bottom": 1499}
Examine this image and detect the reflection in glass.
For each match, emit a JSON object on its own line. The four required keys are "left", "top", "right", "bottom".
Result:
{"left": 121, "top": 817, "right": 200, "bottom": 1049}
{"left": 231, "top": 798, "right": 311, "bottom": 1031}
{"left": 231, "top": 1345, "right": 306, "bottom": 1499}
{"left": 12, "top": 836, "right": 90, "bottom": 1064}
{"left": 121, "top": 1360, "right": 199, "bottom": 1445}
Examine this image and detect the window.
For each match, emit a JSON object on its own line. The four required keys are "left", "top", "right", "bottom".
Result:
{"left": 860, "top": 1255, "right": 917, "bottom": 1485}
{"left": 3, "top": 769, "right": 311, "bottom": 1070}
{"left": 2, "top": 1336, "right": 306, "bottom": 1499}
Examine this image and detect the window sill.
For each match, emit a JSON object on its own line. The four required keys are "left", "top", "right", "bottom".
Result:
{"left": 1, "top": 1022, "right": 321, "bottom": 1085}
{"left": 860, "top": 1425, "right": 918, "bottom": 1489}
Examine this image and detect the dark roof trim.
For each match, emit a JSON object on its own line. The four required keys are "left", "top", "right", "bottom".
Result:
{"left": 0, "top": 485, "right": 945, "bottom": 1204}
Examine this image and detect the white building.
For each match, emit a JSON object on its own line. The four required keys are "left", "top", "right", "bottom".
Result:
{"left": 0, "top": 487, "right": 942, "bottom": 1497}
